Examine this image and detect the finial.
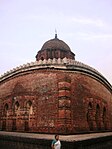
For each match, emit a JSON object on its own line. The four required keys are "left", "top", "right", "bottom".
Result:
{"left": 55, "top": 29, "right": 57, "bottom": 39}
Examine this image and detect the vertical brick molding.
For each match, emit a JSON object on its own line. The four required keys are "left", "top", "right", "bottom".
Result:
{"left": 91, "top": 109, "right": 97, "bottom": 130}
{"left": 57, "top": 75, "right": 71, "bottom": 133}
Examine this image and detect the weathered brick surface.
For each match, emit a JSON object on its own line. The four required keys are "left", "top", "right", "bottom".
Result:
{"left": 0, "top": 69, "right": 112, "bottom": 134}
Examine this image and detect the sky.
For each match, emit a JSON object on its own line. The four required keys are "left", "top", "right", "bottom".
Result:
{"left": 0, "top": 0, "right": 112, "bottom": 84}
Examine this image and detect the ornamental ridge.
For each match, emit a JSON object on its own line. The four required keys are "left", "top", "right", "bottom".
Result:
{"left": 0, "top": 58, "right": 112, "bottom": 91}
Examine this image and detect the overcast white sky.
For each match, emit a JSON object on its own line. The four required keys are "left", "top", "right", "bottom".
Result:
{"left": 0, "top": 0, "right": 112, "bottom": 84}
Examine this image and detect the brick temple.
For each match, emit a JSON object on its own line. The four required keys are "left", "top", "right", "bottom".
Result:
{"left": 0, "top": 34, "right": 112, "bottom": 134}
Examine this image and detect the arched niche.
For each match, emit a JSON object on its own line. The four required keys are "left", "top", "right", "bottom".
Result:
{"left": 95, "top": 104, "right": 101, "bottom": 130}
{"left": 2, "top": 103, "right": 9, "bottom": 130}
{"left": 26, "top": 100, "right": 33, "bottom": 115}
{"left": 87, "top": 102, "right": 94, "bottom": 130}
{"left": 103, "top": 107, "right": 107, "bottom": 130}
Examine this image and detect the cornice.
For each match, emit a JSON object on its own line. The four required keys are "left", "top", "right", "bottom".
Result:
{"left": 0, "top": 57, "right": 112, "bottom": 91}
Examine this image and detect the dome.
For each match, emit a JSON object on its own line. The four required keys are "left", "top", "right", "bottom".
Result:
{"left": 36, "top": 34, "right": 75, "bottom": 61}
{"left": 41, "top": 34, "right": 71, "bottom": 51}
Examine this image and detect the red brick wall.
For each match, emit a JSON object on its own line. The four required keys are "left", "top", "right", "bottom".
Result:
{"left": 70, "top": 73, "right": 112, "bottom": 132}
{"left": 0, "top": 69, "right": 112, "bottom": 134}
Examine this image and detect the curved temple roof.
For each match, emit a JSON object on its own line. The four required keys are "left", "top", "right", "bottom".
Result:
{"left": 0, "top": 58, "right": 112, "bottom": 92}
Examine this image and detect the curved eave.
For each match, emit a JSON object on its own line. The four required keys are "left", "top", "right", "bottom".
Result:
{"left": 0, "top": 58, "right": 112, "bottom": 92}
{"left": 66, "top": 64, "right": 112, "bottom": 92}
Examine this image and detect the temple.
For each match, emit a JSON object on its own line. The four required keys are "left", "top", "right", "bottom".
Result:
{"left": 0, "top": 35, "right": 112, "bottom": 134}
